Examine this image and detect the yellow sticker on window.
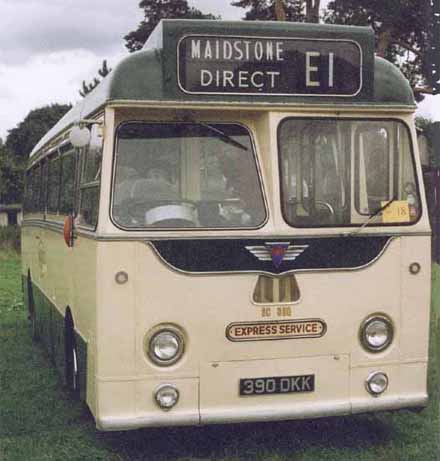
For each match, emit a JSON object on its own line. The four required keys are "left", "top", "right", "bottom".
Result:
{"left": 381, "top": 200, "right": 410, "bottom": 223}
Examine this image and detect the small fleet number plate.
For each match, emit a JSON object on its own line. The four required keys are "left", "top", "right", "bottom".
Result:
{"left": 240, "top": 374, "right": 315, "bottom": 396}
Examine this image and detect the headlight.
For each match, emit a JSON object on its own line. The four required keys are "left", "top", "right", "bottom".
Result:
{"left": 148, "top": 327, "right": 184, "bottom": 366}
{"left": 366, "top": 371, "right": 389, "bottom": 396}
{"left": 360, "top": 315, "right": 393, "bottom": 353}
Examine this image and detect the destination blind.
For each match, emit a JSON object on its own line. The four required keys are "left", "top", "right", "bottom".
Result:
{"left": 178, "top": 35, "right": 362, "bottom": 96}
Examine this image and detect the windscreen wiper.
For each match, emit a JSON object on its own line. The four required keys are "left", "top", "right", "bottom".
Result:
{"left": 346, "top": 196, "right": 397, "bottom": 236}
{"left": 199, "top": 123, "right": 249, "bottom": 151}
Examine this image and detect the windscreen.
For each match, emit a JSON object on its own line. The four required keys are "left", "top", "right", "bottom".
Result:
{"left": 112, "top": 122, "right": 266, "bottom": 229}
{"left": 278, "top": 119, "right": 420, "bottom": 227}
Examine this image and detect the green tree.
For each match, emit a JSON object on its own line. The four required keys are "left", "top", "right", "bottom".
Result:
{"left": 5, "top": 104, "right": 71, "bottom": 160}
{"left": 231, "top": 0, "right": 321, "bottom": 22}
{"left": 0, "top": 104, "right": 71, "bottom": 204}
{"left": 325, "top": 0, "right": 433, "bottom": 100}
{"left": 79, "top": 60, "right": 112, "bottom": 97}
{"left": 0, "top": 144, "right": 23, "bottom": 204}
{"left": 124, "top": 0, "right": 218, "bottom": 53}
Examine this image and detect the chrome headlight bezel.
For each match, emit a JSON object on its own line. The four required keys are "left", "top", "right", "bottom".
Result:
{"left": 147, "top": 326, "right": 185, "bottom": 366}
{"left": 359, "top": 314, "right": 394, "bottom": 353}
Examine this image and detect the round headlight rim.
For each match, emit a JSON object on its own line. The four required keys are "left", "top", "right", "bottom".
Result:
{"left": 359, "top": 314, "right": 394, "bottom": 353}
{"left": 147, "top": 325, "right": 185, "bottom": 367}
{"left": 365, "top": 371, "right": 389, "bottom": 397}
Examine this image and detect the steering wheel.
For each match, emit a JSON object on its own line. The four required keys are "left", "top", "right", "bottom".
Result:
{"left": 113, "top": 200, "right": 198, "bottom": 227}
{"left": 145, "top": 202, "right": 198, "bottom": 227}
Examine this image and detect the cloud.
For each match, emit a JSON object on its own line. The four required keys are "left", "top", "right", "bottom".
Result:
{"left": 189, "top": 0, "right": 244, "bottom": 19}
{"left": 416, "top": 94, "right": 440, "bottom": 121}
{"left": 0, "top": 0, "right": 142, "bottom": 64}
{"left": 0, "top": 48, "right": 125, "bottom": 139}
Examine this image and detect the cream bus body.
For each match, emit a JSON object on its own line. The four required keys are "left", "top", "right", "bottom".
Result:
{"left": 21, "top": 20, "right": 431, "bottom": 431}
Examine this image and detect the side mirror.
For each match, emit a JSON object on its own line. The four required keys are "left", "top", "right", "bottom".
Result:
{"left": 69, "top": 125, "right": 91, "bottom": 148}
{"left": 63, "top": 214, "right": 75, "bottom": 248}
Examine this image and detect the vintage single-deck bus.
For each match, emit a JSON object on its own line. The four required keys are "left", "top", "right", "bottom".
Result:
{"left": 22, "top": 20, "right": 431, "bottom": 431}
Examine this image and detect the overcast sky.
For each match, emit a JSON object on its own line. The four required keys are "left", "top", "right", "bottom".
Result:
{"left": 0, "top": 0, "right": 438, "bottom": 140}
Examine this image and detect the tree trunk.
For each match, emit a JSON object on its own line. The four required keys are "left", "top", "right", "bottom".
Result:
{"left": 377, "top": 30, "right": 392, "bottom": 58}
{"left": 275, "top": 0, "right": 286, "bottom": 21}
{"left": 305, "top": 0, "right": 320, "bottom": 23}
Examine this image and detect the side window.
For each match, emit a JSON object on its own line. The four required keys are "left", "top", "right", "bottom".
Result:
{"left": 23, "top": 171, "right": 32, "bottom": 214}
{"left": 83, "top": 145, "right": 102, "bottom": 183}
{"left": 40, "top": 160, "right": 49, "bottom": 213}
{"left": 59, "top": 152, "right": 76, "bottom": 214}
{"left": 78, "top": 145, "right": 102, "bottom": 228}
{"left": 47, "top": 156, "right": 61, "bottom": 213}
{"left": 31, "top": 165, "right": 42, "bottom": 213}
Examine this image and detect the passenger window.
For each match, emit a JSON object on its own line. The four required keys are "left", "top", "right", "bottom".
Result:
{"left": 47, "top": 156, "right": 61, "bottom": 213}
{"left": 79, "top": 187, "right": 99, "bottom": 227}
{"left": 78, "top": 145, "right": 102, "bottom": 228}
{"left": 23, "top": 171, "right": 32, "bottom": 214}
{"left": 59, "top": 153, "right": 76, "bottom": 214}
{"left": 40, "top": 160, "right": 49, "bottom": 212}
{"left": 82, "top": 145, "right": 102, "bottom": 183}
{"left": 32, "top": 165, "right": 42, "bottom": 213}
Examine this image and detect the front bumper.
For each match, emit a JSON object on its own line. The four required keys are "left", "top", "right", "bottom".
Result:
{"left": 95, "top": 357, "right": 428, "bottom": 431}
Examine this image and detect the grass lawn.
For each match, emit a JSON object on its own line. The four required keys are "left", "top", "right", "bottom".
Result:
{"left": 0, "top": 250, "right": 439, "bottom": 460}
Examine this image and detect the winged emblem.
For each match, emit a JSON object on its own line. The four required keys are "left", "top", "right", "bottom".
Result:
{"left": 245, "top": 242, "right": 308, "bottom": 268}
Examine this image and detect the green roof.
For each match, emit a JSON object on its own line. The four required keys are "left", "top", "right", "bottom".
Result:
{"left": 30, "top": 19, "right": 415, "bottom": 158}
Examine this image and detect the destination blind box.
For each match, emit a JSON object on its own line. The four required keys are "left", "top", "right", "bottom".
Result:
{"left": 178, "top": 35, "right": 362, "bottom": 96}
{"left": 144, "top": 21, "right": 375, "bottom": 100}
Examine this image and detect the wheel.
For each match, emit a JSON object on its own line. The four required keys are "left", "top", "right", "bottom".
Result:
{"left": 64, "top": 310, "right": 79, "bottom": 397}
{"left": 27, "top": 272, "right": 38, "bottom": 340}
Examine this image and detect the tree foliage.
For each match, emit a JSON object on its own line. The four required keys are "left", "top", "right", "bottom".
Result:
{"left": 231, "top": 0, "right": 321, "bottom": 23}
{"left": 124, "top": 0, "right": 219, "bottom": 53}
{"left": 79, "top": 60, "right": 112, "bottom": 97}
{"left": 325, "top": 0, "right": 432, "bottom": 100}
{"left": 5, "top": 104, "right": 71, "bottom": 159}
{"left": 0, "top": 104, "right": 71, "bottom": 204}
{"left": 0, "top": 145, "right": 23, "bottom": 204}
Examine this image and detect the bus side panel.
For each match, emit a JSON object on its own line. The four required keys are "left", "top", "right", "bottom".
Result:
{"left": 21, "top": 223, "right": 97, "bottom": 414}
{"left": 72, "top": 233, "right": 98, "bottom": 414}
{"left": 95, "top": 241, "right": 138, "bottom": 422}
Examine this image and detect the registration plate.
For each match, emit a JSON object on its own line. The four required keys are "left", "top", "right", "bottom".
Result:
{"left": 240, "top": 374, "right": 315, "bottom": 396}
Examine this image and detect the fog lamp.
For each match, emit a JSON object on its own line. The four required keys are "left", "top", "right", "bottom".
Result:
{"left": 360, "top": 315, "right": 393, "bottom": 352}
{"left": 366, "top": 371, "right": 389, "bottom": 396}
{"left": 155, "top": 384, "right": 179, "bottom": 410}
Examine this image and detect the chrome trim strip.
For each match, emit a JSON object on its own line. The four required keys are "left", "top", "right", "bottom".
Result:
{"left": 88, "top": 230, "right": 431, "bottom": 241}
{"left": 20, "top": 220, "right": 432, "bottom": 241}
{"left": 21, "top": 219, "right": 97, "bottom": 240}
{"left": 107, "top": 100, "right": 417, "bottom": 112}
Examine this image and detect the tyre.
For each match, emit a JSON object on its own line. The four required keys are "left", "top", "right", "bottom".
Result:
{"left": 64, "top": 309, "right": 80, "bottom": 398}
{"left": 27, "top": 271, "right": 38, "bottom": 340}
